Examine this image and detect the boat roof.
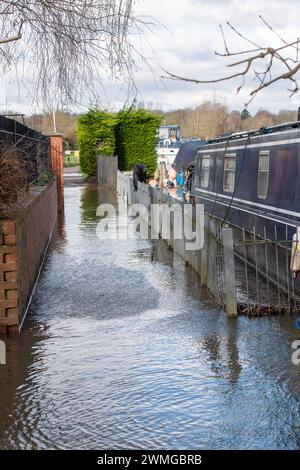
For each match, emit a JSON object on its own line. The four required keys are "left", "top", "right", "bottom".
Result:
{"left": 172, "top": 140, "right": 204, "bottom": 170}
{"left": 208, "top": 120, "right": 300, "bottom": 144}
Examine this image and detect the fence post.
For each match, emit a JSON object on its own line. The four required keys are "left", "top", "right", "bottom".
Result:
{"left": 206, "top": 217, "right": 217, "bottom": 295}
{"left": 222, "top": 228, "right": 238, "bottom": 317}
{"left": 49, "top": 134, "right": 64, "bottom": 213}
{"left": 198, "top": 214, "right": 208, "bottom": 286}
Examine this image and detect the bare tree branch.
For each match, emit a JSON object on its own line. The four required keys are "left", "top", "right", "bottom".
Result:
{"left": 0, "top": 32, "right": 21, "bottom": 44}
{"left": 0, "top": 18, "right": 23, "bottom": 44}
{"left": 0, "top": 1, "right": 150, "bottom": 108}
{"left": 162, "top": 16, "right": 300, "bottom": 106}
{"left": 250, "top": 63, "right": 300, "bottom": 96}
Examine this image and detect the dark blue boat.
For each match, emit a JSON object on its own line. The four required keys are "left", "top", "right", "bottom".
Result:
{"left": 172, "top": 140, "right": 203, "bottom": 172}
{"left": 190, "top": 121, "right": 300, "bottom": 242}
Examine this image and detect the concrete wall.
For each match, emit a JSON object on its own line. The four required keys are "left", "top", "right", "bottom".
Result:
{"left": 0, "top": 181, "right": 57, "bottom": 334}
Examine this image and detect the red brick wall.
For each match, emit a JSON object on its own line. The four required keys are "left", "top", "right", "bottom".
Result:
{"left": 50, "top": 135, "right": 64, "bottom": 212}
{"left": 0, "top": 181, "right": 57, "bottom": 334}
{"left": 0, "top": 221, "right": 18, "bottom": 334}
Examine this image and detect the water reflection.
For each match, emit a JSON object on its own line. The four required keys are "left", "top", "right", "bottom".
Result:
{"left": 0, "top": 182, "right": 300, "bottom": 450}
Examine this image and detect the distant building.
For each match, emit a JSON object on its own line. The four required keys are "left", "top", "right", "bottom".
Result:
{"left": 158, "top": 125, "right": 181, "bottom": 142}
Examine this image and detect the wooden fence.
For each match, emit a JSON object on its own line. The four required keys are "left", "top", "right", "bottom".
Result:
{"left": 116, "top": 170, "right": 300, "bottom": 317}
{"left": 97, "top": 155, "right": 118, "bottom": 190}
{"left": 117, "top": 171, "right": 238, "bottom": 317}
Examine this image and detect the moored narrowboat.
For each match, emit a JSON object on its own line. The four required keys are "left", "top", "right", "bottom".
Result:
{"left": 190, "top": 120, "right": 300, "bottom": 299}
{"left": 190, "top": 121, "right": 300, "bottom": 241}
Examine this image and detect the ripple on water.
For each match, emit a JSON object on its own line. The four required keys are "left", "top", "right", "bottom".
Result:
{"left": 0, "top": 184, "right": 300, "bottom": 450}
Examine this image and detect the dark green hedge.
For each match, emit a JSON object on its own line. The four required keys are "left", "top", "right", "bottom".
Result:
{"left": 77, "top": 109, "right": 118, "bottom": 176}
{"left": 116, "top": 108, "right": 161, "bottom": 175}
{"left": 77, "top": 107, "right": 161, "bottom": 176}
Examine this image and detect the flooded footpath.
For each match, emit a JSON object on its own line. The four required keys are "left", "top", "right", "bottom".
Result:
{"left": 0, "top": 179, "right": 300, "bottom": 450}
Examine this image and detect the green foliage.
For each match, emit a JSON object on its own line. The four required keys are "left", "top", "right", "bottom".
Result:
{"left": 241, "top": 108, "right": 251, "bottom": 120}
{"left": 116, "top": 108, "right": 161, "bottom": 175}
{"left": 34, "top": 171, "right": 54, "bottom": 186}
{"left": 77, "top": 106, "right": 162, "bottom": 177}
{"left": 77, "top": 109, "right": 118, "bottom": 176}
{"left": 63, "top": 152, "right": 80, "bottom": 168}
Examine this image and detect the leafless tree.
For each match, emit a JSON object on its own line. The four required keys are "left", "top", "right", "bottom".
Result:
{"left": 0, "top": 0, "right": 148, "bottom": 108}
{"left": 163, "top": 100, "right": 299, "bottom": 138}
{"left": 162, "top": 15, "right": 300, "bottom": 106}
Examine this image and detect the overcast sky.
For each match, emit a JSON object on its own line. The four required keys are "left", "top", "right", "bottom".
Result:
{"left": 132, "top": 0, "right": 300, "bottom": 113}
{"left": 1, "top": 0, "right": 300, "bottom": 114}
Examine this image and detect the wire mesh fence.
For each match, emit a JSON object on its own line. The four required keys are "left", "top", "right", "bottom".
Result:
{"left": 0, "top": 116, "right": 52, "bottom": 210}
{"left": 0, "top": 115, "right": 52, "bottom": 185}
{"left": 233, "top": 224, "right": 300, "bottom": 316}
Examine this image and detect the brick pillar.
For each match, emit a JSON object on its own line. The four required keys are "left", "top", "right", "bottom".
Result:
{"left": 0, "top": 220, "right": 19, "bottom": 335}
{"left": 50, "top": 134, "right": 64, "bottom": 212}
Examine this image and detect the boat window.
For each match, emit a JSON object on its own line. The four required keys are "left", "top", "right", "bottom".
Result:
{"left": 223, "top": 154, "right": 236, "bottom": 192}
{"left": 257, "top": 150, "right": 270, "bottom": 199}
{"left": 193, "top": 154, "right": 201, "bottom": 189}
{"left": 200, "top": 155, "right": 210, "bottom": 188}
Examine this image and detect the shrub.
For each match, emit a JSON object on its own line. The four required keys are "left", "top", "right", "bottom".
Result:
{"left": 77, "top": 109, "right": 118, "bottom": 176}
{"left": 0, "top": 141, "right": 28, "bottom": 212}
{"left": 77, "top": 106, "right": 162, "bottom": 177}
{"left": 116, "top": 108, "right": 161, "bottom": 175}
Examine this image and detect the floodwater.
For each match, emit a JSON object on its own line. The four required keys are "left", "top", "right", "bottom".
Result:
{"left": 0, "top": 179, "right": 300, "bottom": 450}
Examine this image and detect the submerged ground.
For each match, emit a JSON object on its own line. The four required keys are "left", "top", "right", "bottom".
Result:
{"left": 0, "top": 174, "right": 300, "bottom": 449}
